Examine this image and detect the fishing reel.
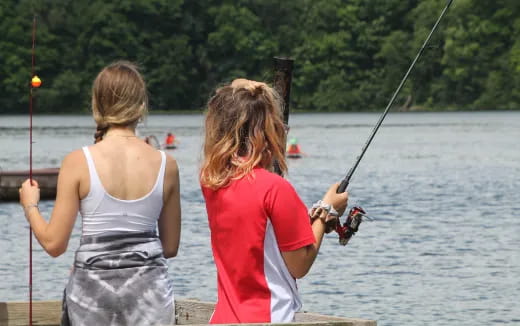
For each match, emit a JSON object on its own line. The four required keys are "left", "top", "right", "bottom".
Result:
{"left": 310, "top": 201, "right": 372, "bottom": 246}
{"left": 334, "top": 206, "right": 371, "bottom": 246}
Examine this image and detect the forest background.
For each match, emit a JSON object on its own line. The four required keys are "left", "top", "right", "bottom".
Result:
{"left": 1, "top": 0, "right": 519, "bottom": 113}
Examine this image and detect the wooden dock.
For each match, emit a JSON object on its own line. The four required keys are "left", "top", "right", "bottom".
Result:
{"left": 0, "top": 168, "right": 59, "bottom": 202}
{"left": 0, "top": 299, "right": 376, "bottom": 326}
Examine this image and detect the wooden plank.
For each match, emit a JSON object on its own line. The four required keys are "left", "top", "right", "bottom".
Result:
{"left": 175, "top": 299, "right": 376, "bottom": 326}
{"left": 0, "top": 301, "right": 62, "bottom": 326}
{"left": 295, "top": 312, "right": 376, "bottom": 326}
{"left": 184, "top": 320, "right": 375, "bottom": 326}
{"left": 0, "top": 300, "right": 376, "bottom": 326}
{"left": 184, "top": 321, "right": 375, "bottom": 326}
{"left": 0, "top": 168, "right": 59, "bottom": 201}
{"left": 175, "top": 299, "right": 214, "bottom": 324}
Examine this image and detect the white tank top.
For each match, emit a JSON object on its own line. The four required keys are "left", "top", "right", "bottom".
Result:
{"left": 80, "top": 146, "right": 166, "bottom": 236}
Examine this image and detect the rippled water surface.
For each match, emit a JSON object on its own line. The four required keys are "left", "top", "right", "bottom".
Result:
{"left": 1, "top": 112, "right": 519, "bottom": 325}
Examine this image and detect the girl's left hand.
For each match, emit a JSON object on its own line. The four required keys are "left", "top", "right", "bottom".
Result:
{"left": 19, "top": 179, "right": 40, "bottom": 208}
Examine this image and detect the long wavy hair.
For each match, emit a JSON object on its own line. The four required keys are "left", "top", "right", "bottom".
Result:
{"left": 91, "top": 61, "right": 148, "bottom": 143}
{"left": 200, "top": 82, "right": 287, "bottom": 189}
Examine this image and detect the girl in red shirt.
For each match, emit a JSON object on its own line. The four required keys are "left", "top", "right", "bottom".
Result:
{"left": 200, "top": 78, "right": 348, "bottom": 323}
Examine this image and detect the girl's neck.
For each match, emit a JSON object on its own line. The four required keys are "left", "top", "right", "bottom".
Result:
{"left": 105, "top": 126, "right": 136, "bottom": 137}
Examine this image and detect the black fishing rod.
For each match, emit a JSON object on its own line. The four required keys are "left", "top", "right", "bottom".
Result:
{"left": 332, "top": 0, "right": 454, "bottom": 246}
{"left": 337, "top": 0, "right": 454, "bottom": 193}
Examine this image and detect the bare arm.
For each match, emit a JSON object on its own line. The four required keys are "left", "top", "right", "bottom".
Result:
{"left": 281, "top": 218, "right": 327, "bottom": 279}
{"left": 20, "top": 151, "right": 82, "bottom": 257}
{"left": 281, "top": 183, "right": 348, "bottom": 279}
{"left": 158, "top": 155, "right": 181, "bottom": 258}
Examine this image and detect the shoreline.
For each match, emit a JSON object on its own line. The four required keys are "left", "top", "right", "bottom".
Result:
{"left": 0, "top": 108, "right": 519, "bottom": 116}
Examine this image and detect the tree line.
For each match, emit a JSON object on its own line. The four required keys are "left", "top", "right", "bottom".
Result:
{"left": 1, "top": 0, "right": 519, "bottom": 113}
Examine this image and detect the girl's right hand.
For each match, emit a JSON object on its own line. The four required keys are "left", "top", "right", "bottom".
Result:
{"left": 322, "top": 183, "right": 348, "bottom": 217}
{"left": 19, "top": 179, "right": 40, "bottom": 208}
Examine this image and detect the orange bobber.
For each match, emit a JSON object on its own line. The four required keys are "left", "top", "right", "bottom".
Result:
{"left": 31, "top": 75, "right": 42, "bottom": 88}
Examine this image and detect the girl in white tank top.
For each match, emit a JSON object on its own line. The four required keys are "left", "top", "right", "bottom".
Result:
{"left": 19, "top": 61, "right": 181, "bottom": 326}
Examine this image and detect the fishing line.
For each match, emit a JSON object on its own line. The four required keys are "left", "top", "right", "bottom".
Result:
{"left": 337, "top": 0, "right": 454, "bottom": 193}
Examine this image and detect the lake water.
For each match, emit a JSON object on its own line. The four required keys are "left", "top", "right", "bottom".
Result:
{"left": 1, "top": 112, "right": 519, "bottom": 325}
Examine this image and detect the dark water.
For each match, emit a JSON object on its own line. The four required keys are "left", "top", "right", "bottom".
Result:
{"left": 1, "top": 112, "right": 519, "bottom": 326}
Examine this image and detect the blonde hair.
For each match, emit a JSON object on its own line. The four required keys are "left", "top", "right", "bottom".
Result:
{"left": 91, "top": 61, "right": 148, "bottom": 142}
{"left": 200, "top": 82, "right": 287, "bottom": 189}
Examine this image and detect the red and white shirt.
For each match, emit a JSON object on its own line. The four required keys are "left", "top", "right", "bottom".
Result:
{"left": 202, "top": 167, "right": 315, "bottom": 323}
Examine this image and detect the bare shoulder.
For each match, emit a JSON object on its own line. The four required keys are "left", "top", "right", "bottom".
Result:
{"left": 61, "top": 149, "right": 86, "bottom": 169}
{"left": 162, "top": 153, "right": 180, "bottom": 197}
{"left": 58, "top": 149, "right": 88, "bottom": 189}
{"left": 164, "top": 153, "right": 179, "bottom": 177}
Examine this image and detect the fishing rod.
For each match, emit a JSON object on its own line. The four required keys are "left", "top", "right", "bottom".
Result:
{"left": 28, "top": 14, "right": 42, "bottom": 326}
{"left": 334, "top": 0, "right": 454, "bottom": 245}
{"left": 338, "top": 0, "right": 453, "bottom": 193}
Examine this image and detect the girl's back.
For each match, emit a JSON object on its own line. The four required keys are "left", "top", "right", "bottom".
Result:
{"left": 79, "top": 137, "right": 169, "bottom": 236}
{"left": 202, "top": 167, "right": 313, "bottom": 323}
{"left": 83, "top": 137, "right": 163, "bottom": 201}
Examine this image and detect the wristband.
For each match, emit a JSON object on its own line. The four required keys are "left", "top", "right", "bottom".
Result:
{"left": 309, "top": 200, "right": 339, "bottom": 220}
{"left": 309, "top": 200, "right": 338, "bottom": 216}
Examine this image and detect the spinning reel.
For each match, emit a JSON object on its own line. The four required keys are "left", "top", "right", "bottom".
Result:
{"left": 334, "top": 206, "right": 372, "bottom": 246}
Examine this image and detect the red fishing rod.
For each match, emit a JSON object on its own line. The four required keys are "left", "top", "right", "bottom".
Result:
{"left": 334, "top": 0, "right": 454, "bottom": 245}
{"left": 28, "top": 14, "right": 42, "bottom": 326}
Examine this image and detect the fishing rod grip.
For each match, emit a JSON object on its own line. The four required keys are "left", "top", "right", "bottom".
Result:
{"left": 337, "top": 179, "right": 349, "bottom": 193}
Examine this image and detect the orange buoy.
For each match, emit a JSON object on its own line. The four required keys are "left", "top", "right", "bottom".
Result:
{"left": 31, "top": 75, "right": 41, "bottom": 88}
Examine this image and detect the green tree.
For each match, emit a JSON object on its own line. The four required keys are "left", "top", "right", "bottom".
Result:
{"left": 0, "top": 0, "right": 519, "bottom": 113}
